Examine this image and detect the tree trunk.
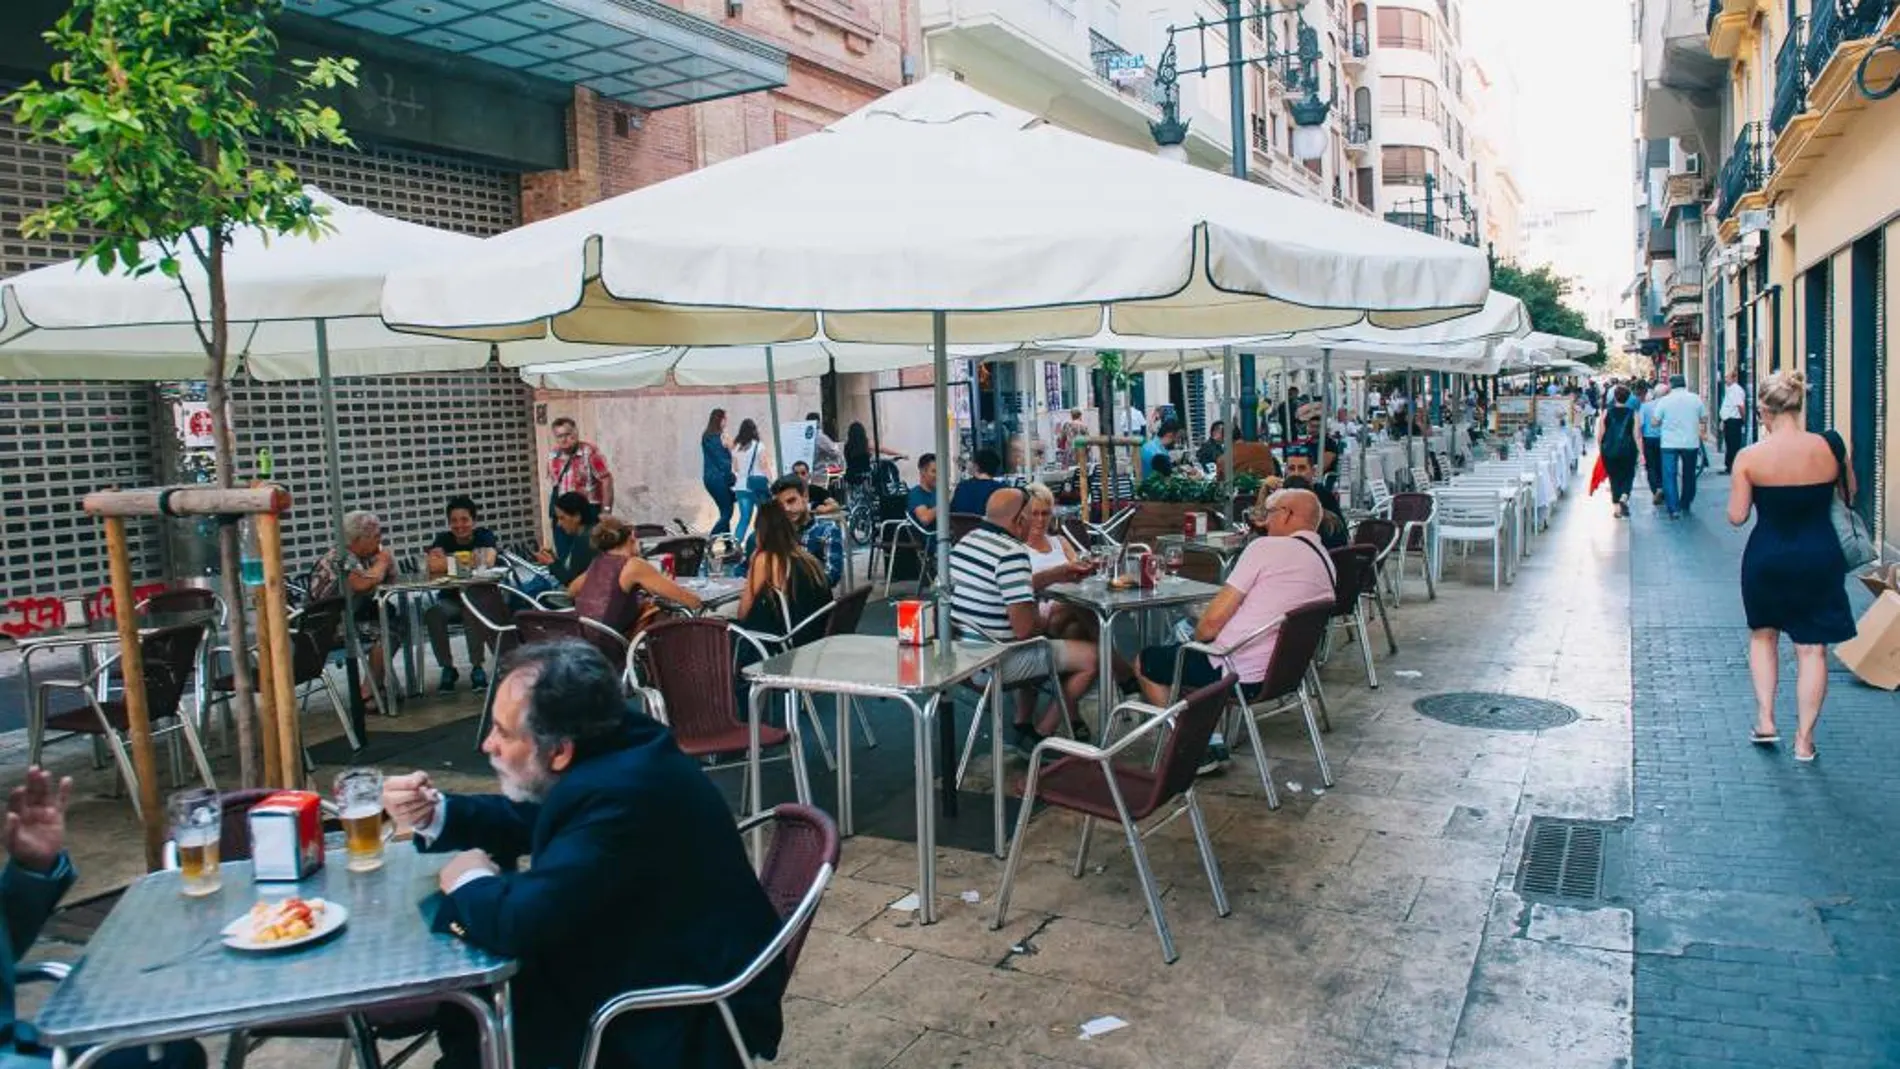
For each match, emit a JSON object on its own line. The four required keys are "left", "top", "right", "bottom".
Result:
{"left": 205, "top": 237, "right": 261, "bottom": 788}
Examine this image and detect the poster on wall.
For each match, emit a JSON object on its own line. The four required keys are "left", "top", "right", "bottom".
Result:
{"left": 1044, "top": 363, "right": 1062, "bottom": 412}
{"left": 175, "top": 401, "right": 216, "bottom": 450}
{"left": 779, "top": 420, "right": 818, "bottom": 471}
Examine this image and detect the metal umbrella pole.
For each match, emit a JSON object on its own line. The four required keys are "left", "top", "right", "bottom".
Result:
{"left": 1017, "top": 352, "right": 1032, "bottom": 479}
{"left": 1222, "top": 345, "right": 1236, "bottom": 501}
{"left": 932, "top": 312, "right": 953, "bottom": 652}
{"left": 315, "top": 320, "right": 371, "bottom": 746}
{"left": 1318, "top": 347, "right": 1332, "bottom": 485}
{"left": 765, "top": 345, "right": 784, "bottom": 474}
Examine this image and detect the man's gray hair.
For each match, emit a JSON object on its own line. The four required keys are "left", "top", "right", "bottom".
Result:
{"left": 499, "top": 640, "right": 625, "bottom": 755}
{"left": 341, "top": 510, "right": 381, "bottom": 543}
{"left": 1669, "top": 374, "right": 1686, "bottom": 388}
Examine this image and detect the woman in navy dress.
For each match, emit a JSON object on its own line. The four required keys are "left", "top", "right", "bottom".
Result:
{"left": 1728, "top": 370, "right": 1855, "bottom": 762}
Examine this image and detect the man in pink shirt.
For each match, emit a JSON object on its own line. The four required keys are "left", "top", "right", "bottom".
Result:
{"left": 1135, "top": 488, "right": 1337, "bottom": 708}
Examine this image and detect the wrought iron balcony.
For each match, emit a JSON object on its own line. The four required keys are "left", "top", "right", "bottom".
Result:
{"left": 1346, "top": 120, "right": 1372, "bottom": 146}
{"left": 1805, "top": 0, "right": 1898, "bottom": 84}
{"left": 1088, "top": 31, "right": 1156, "bottom": 104}
{"left": 1771, "top": 15, "right": 1808, "bottom": 135}
{"left": 1348, "top": 28, "right": 1369, "bottom": 59}
{"left": 1715, "top": 121, "right": 1767, "bottom": 222}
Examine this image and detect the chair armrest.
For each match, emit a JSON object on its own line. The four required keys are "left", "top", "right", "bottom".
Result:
{"left": 18, "top": 960, "right": 71, "bottom": 984}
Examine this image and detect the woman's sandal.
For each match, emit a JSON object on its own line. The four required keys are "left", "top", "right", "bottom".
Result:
{"left": 1794, "top": 747, "right": 1818, "bottom": 763}
{"left": 1750, "top": 729, "right": 1779, "bottom": 745}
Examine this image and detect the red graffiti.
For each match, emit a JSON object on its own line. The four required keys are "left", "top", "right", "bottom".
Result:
{"left": 89, "top": 583, "right": 167, "bottom": 624}
{"left": 0, "top": 597, "right": 66, "bottom": 638}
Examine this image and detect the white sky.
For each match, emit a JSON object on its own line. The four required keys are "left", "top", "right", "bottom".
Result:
{"left": 1464, "top": 0, "right": 1636, "bottom": 312}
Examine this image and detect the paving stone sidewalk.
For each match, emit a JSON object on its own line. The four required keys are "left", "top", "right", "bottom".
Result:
{"left": 1627, "top": 471, "right": 1900, "bottom": 1068}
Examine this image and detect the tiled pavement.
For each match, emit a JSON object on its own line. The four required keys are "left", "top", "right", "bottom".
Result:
{"left": 12, "top": 458, "right": 1664, "bottom": 1069}
{"left": 1626, "top": 471, "right": 1900, "bottom": 1068}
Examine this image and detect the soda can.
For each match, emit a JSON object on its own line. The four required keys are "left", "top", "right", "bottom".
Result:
{"left": 657, "top": 552, "right": 676, "bottom": 578}
{"left": 1138, "top": 552, "right": 1160, "bottom": 589}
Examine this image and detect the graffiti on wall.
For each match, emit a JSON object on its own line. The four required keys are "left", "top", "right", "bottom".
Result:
{"left": 1, "top": 582, "right": 172, "bottom": 639}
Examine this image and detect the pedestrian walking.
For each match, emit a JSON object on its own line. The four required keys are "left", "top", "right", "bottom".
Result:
{"left": 731, "top": 417, "right": 773, "bottom": 545}
{"left": 1728, "top": 370, "right": 1855, "bottom": 763}
{"left": 1636, "top": 383, "right": 1665, "bottom": 505}
{"left": 547, "top": 416, "right": 614, "bottom": 517}
{"left": 1720, "top": 369, "right": 1748, "bottom": 473}
{"left": 700, "top": 408, "right": 736, "bottom": 535}
{"left": 1654, "top": 373, "right": 1708, "bottom": 519}
{"left": 1598, "top": 384, "right": 1641, "bottom": 517}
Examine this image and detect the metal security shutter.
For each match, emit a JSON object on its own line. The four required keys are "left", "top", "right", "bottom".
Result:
{"left": 230, "top": 365, "right": 537, "bottom": 576}
{"left": 3, "top": 75, "right": 525, "bottom": 601}
{"left": 0, "top": 384, "right": 164, "bottom": 600}
{"left": 1185, "top": 369, "right": 1208, "bottom": 441}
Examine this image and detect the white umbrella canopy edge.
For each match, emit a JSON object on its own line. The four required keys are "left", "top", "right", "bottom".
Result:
{"left": 379, "top": 75, "right": 1491, "bottom": 348}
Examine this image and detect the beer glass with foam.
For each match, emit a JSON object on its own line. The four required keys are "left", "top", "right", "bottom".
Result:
{"left": 335, "top": 768, "right": 387, "bottom": 872}
{"left": 169, "top": 789, "right": 222, "bottom": 897}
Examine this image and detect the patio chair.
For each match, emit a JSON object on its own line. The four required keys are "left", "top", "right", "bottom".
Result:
{"left": 514, "top": 608, "right": 632, "bottom": 672}
{"left": 633, "top": 522, "right": 672, "bottom": 539}
{"left": 1350, "top": 516, "right": 1400, "bottom": 605}
{"left": 1431, "top": 488, "right": 1508, "bottom": 591}
{"left": 627, "top": 617, "right": 811, "bottom": 814}
{"left": 208, "top": 598, "right": 362, "bottom": 763}
{"left": 1366, "top": 478, "right": 1395, "bottom": 518}
{"left": 870, "top": 517, "right": 932, "bottom": 597}
{"left": 780, "top": 585, "right": 880, "bottom": 760}
{"left": 648, "top": 535, "right": 708, "bottom": 580}
{"left": 1387, "top": 492, "right": 1438, "bottom": 604}
{"left": 1341, "top": 528, "right": 1398, "bottom": 658}
{"left": 577, "top": 804, "right": 839, "bottom": 1069}
{"left": 950, "top": 630, "right": 1076, "bottom": 793}
{"left": 138, "top": 586, "right": 225, "bottom": 737}
{"left": 1321, "top": 546, "right": 1388, "bottom": 688}
{"left": 990, "top": 678, "right": 1235, "bottom": 964}
{"left": 34, "top": 622, "right": 213, "bottom": 818}
{"left": 459, "top": 583, "right": 543, "bottom": 746}
{"left": 947, "top": 512, "right": 984, "bottom": 545}
{"left": 1165, "top": 600, "right": 1334, "bottom": 808}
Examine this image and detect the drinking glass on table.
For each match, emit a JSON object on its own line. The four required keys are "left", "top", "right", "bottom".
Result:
{"left": 335, "top": 767, "right": 387, "bottom": 873}
{"left": 1163, "top": 545, "right": 1184, "bottom": 581}
{"left": 170, "top": 789, "right": 222, "bottom": 897}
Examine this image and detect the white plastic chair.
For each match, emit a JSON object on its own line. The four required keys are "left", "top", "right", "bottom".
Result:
{"left": 1432, "top": 489, "right": 1508, "bottom": 591}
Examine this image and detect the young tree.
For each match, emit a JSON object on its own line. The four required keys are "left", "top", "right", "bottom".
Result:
{"left": 8, "top": 0, "right": 356, "bottom": 786}
{"left": 1490, "top": 261, "right": 1609, "bottom": 365}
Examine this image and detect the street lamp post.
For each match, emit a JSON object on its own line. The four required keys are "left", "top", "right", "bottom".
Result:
{"left": 1151, "top": 0, "right": 1335, "bottom": 444}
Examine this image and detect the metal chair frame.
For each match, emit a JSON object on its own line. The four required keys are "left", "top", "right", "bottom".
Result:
{"left": 576, "top": 806, "right": 837, "bottom": 1069}
{"left": 458, "top": 584, "right": 551, "bottom": 747}
{"left": 989, "top": 692, "right": 1231, "bottom": 964}
{"left": 949, "top": 630, "right": 1076, "bottom": 793}
{"left": 1386, "top": 492, "right": 1439, "bottom": 604}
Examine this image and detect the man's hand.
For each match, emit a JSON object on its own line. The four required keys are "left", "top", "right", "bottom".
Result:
{"left": 5, "top": 767, "right": 72, "bottom": 874}
{"left": 439, "top": 849, "right": 500, "bottom": 894}
{"left": 374, "top": 548, "right": 396, "bottom": 578}
{"left": 384, "top": 771, "right": 439, "bottom": 832}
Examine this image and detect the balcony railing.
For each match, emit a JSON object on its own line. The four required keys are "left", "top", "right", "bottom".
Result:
{"left": 1348, "top": 28, "right": 1369, "bottom": 59}
{"left": 1346, "top": 121, "right": 1372, "bottom": 146}
{"left": 1772, "top": 15, "right": 1809, "bottom": 134}
{"left": 1805, "top": 0, "right": 1899, "bottom": 84}
{"left": 1089, "top": 31, "right": 1156, "bottom": 104}
{"left": 1715, "top": 121, "right": 1767, "bottom": 221}
{"left": 1670, "top": 264, "right": 1706, "bottom": 295}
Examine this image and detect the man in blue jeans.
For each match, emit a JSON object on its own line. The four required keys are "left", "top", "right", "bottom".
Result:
{"left": 1652, "top": 373, "right": 1708, "bottom": 519}
{"left": 1636, "top": 383, "right": 1665, "bottom": 505}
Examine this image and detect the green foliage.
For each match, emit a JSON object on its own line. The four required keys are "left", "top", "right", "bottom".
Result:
{"left": 5, "top": 0, "right": 357, "bottom": 338}
{"left": 1095, "top": 350, "right": 1129, "bottom": 387}
{"left": 1135, "top": 472, "right": 1262, "bottom": 504}
{"left": 1489, "top": 260, "right": 1608, "bottom": 366}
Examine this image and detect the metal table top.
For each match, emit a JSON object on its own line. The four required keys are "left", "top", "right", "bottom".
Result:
{"left": 37, "top": 843, "right": 515, "bottom": 1049}
{"left": 5, "top": 609, "right": 218, "bottom": 653}
{"left": 674, "top": 576, "right": 745, "bottom": 611}
{"left": 1045, "top": 576, "right": 1226, "bottom": 615}
{"left": 1155, "top": 533, "right": 1251, "bottom": 558}
{"left": 376, "top": 574, "right": 503, "bottom": 598}
{"left": 742, "top": 633, "right": 1007, "bottom": 697}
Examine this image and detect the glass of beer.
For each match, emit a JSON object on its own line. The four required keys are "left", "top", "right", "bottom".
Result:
{"left": 170, "top": 790, "right": 222, "bottom": 897}
{"left": 335, "top": 767, "right": 387, "bottom": 873}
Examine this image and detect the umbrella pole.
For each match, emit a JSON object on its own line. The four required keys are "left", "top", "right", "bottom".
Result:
{"left": 1222, "top": 345, "right": 1236, "bottom": 506}
{"left": 316, "top": 320, "right": 368, "bottom": 747}
{"left": 932, "top": 312, "right": 952, "bottom": 654}
{"left": 1017, "top": 353, "right": 1031, "bottom": 479}
{"left": 1319, "top": 348, "right": 1332, "bottom": 486}
{"left": 765, "top": 345, "right": 784, "bottom": 475}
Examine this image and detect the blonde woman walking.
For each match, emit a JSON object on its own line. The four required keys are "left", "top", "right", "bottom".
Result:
{"left": 1727, "top": 370, "right": 1855, "bottom": 762}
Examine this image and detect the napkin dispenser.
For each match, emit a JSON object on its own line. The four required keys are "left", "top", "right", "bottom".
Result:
{"left": 249, "top": 790, "right": 326, "bottom": 881}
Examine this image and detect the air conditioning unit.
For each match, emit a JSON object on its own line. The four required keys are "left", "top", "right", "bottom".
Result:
{"left": 1684, "top": 154, "right": 1702, "bottom": 174}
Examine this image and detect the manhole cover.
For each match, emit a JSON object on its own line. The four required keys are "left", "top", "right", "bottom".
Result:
{"left": 1516, "top": 817, "right": 1612, "bottom": 904}
{"left": 1412, "top": 692, "right": 1578, "bottom": 732}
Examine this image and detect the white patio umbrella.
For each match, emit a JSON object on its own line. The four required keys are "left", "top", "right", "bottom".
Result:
{"left": 0, "top": 187, "right": 635, "bottom": 731}
{"left": 384, "top": 75, "right": 1491, "bottom": 641}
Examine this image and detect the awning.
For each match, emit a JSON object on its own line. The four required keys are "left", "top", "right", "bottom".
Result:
{"left": 286, "top": 0, "right": 788, "bottom": 110}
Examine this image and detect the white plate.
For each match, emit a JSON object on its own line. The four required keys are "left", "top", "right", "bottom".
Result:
{"left": 221, "top": 899, "right": 349, "bottom": 952}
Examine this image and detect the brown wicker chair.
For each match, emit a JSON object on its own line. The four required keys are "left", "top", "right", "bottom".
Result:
{"left": 576, "top": 804, "right": 839, "bottom": 1069}
{"left": 1323, "top": 546, "right": 1390, "bottom": 687}
{"left": 35, "top": 622, "right": 213, "bottom": 815}
{"left": 1350, "top": 516, "right": 1403, "bottom": 612}
{"left": 990, "top": 678, "right": 1236, "bottom": 964}
{"left": 628, "top": 617, "right": 811, "bottom": 815}
{"left": 1387, "top": 491, "right": 1438, "bottom": 603}
{"left": 647, "top": 535, "right": 708, "bottom": 581}
{"left": 514, "top": 608, "right": 631, "bottom": 672}
{"left": 208, "top": 598, "right": 360, "bottom": 755}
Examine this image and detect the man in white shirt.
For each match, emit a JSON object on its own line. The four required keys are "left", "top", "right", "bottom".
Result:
{"left": 1719, "top": 369, "right": 1748, "bottom": 473}
{"left": 1653, "top": 373, "right": 1708, "bottom": 519}
{"left": 1116, "top": 402, "right": 1147, "bottom": 438}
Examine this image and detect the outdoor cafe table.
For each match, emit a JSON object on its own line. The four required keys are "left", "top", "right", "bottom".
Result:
{"left": 35, "top": 841, "right": 517, "bottom": 1069}
{"left": 671, "top": 575, "right": 745, "bottom": 614}
{"left": 5, "top": 609, "right": 219, "bottom": 766}
{"left": 1044, "top": 577, "right": 1225, "bottom": 737}
{"left": 374, "top": 574, "right": 501, "bottom": 708}
{"left": 742, "top": 634, "right": 1006, "bottom": 925}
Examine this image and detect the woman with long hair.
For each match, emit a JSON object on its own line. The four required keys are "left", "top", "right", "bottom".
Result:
{"left": 570, "top": 516, "right": 702, "bottom": 637}
{"left": 535, "top": 491, "right": 599, "bottom": 585}
{"left": 701, "top": 408, "right": 735, "bottom": 535}
{"left": 731, "top": 418, "right": 772, "bottom": 545}
{"left": 738, "top": 500, "right": 831, "bottom": 644}
{"left": 1598, "top": 384, "right": 1641, "bottom": 517}
{"left": 1728, "top": 370, "right": 1855, "bottom": 762}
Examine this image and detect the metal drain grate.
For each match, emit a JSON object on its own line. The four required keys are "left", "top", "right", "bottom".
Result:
{"left": 1413, "top": 692, "right": 1580, "bottom": 732}
{"left": 1517, "top": 818, "right": 1607, "bottom": 903}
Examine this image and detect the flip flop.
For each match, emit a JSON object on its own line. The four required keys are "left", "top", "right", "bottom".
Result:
{"left": 1794, "top": 748, "right": 1818, "bottom": 763}
{"left": 1750, "top": 730, "right": 1779, "bottom": 745}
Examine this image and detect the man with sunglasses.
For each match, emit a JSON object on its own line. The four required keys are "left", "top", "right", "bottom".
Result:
{"left": 948, "top": 488, "right": 1099, "bottom": 754}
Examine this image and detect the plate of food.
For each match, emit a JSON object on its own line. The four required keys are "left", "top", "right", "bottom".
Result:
{"left": 221, "top": 896, "right": 349, "bottom": 951}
